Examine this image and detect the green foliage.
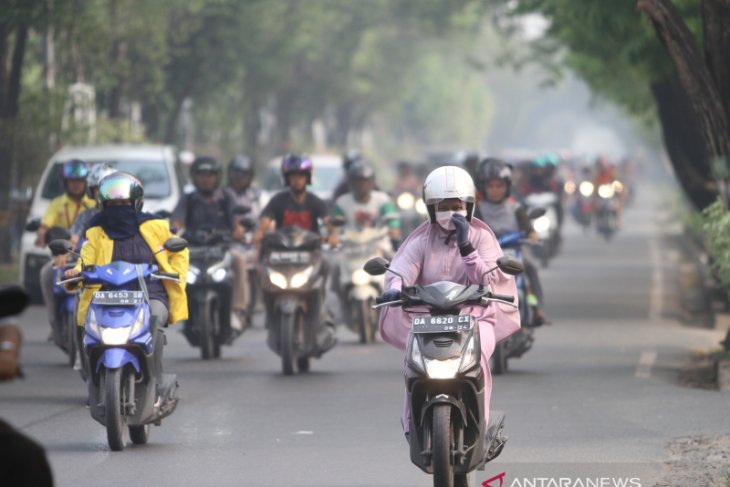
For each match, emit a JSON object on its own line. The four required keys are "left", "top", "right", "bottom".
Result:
{"left": 703, "top": 199, "right": 730, "bottom": 291}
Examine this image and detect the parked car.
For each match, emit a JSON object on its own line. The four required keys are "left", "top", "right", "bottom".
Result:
{"left": 20, "top": 144, "right": 187, "bottom": 301}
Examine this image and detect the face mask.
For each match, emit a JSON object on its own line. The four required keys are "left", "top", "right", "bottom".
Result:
{"left": 435, "top": 210, "right": 467, "bottom": 230}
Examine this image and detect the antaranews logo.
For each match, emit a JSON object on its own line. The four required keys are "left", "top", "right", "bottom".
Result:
{"left": 483, "top": 473, "right": 642, "bottom": 487}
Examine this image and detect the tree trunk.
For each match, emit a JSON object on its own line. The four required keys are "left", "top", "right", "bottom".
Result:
{"left": 638, "top": 0, "right": 730, "bottom": 166}
{"left": 701, "top": 0, "right": 730, "bottom": 121}
{"left": 651, "top": 74, "right": 717, "bottom": 209}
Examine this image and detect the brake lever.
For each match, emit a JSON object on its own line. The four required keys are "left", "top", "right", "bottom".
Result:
{"left": 372, "top": 299, "right": 405, "bottom": 309}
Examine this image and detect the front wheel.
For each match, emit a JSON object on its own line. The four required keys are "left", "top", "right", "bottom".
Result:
{"left": 281, "top": 312, "right": 300, "bottom": 375}
{"left": 104, "top": 368, "right": 128, "bottom": 451}
{"left": 199, "top": 292, "right": 220, "bottom": 360}
{"left": 432, "top": 404, "right": 454, "bottom": 487}
{"left": 355, "top": 299, "right": 375, "bottom": 344}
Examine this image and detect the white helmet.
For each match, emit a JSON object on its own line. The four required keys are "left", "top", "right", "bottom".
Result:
{"left": 422, "top": 165, "right": 476, "bottom": 222}
{"left": 87, "top": 162, "right": 118, "bottom": 199}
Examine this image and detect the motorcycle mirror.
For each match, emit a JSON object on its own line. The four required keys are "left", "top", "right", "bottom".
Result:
{"left": 233, "top": 205, "right": 251, "bottom": 215}
{"left": 25, "top": 217, "right": 41, "bottom": 232}
{"left": 363, "top": 257, "right": 390, "bottom": 276}
{"left": 0, "top": 286, "right": 30, "bottom": 319}
{"left": 528, "top": 208, "right": 546, "bottom": 219}
{"left": 48, "top": 239, "right": 73, "bottom": 256}
{"left": 497, "top": 256, "right": 524, "bottom": 275}
{"left": 46, "top": 227, "right": 72, "bottom": 243}
{"left": 163, "top": 237, "right": 188, "bottom": 253}
{"left": 329, "top": 215, "right": 346, "bottom": 227}
{"left": 156, "top": 210, "right": 172, "bottom": 219}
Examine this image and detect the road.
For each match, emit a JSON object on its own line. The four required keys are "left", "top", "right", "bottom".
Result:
{"left": 2, "top": 187, "right": 728, "bottom": 487}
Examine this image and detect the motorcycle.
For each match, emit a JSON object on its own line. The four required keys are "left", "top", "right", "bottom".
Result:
{"left": 571, "top": 180, "right": 595, "bottom": 232}
{"left": 51, "top": 237, "right": 187, "bottom": 451}
{"left": 183, "top": 228, "right": 241, "bottom": 360}
{"left": 336, "top": 226, "right": 390, "bottom": 343}
{"left": 364, "top": 255, "right": 523, "bottom": 487}
{"left": 524, "top": 192, "right": 561, "bottom": 268}
{"left": 395, "top": 191, "right": 428, "bottom": 239}
{"left": 260, "top": 225, "right": 328, "bottom": 375}
{"left": 595, "top": 181, "right": 622, "bottom": 240}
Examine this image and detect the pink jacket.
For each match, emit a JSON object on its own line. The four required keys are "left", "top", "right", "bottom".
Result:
{"left": 379, "top": 217, "right": 521, "bottom": 351}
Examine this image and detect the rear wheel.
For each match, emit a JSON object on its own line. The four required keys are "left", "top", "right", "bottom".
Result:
{"left": 432, "top": 404, "right": 454, "bottom": 487}
{"left": 129, "top": 424, "right": 150, "bottom": 445}
{"left": 104, "top": 368, "right": 127, "bottom": 451}
{"left": 491, "top": 343, "right": 508, "bottom": 375}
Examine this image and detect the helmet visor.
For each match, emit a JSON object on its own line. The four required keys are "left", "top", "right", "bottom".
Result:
{"left": 63, "top": 162, "right": 89, "bottom": 179}
{"left": 99, "top": 175, "right": 136, "bottom": 201}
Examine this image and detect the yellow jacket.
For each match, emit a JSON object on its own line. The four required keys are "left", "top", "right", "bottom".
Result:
{"left": 72, "top": 219, "right": 189, "bottom": 326}
{"left": 42, "top": 193, "right": 96, "bottom": 228}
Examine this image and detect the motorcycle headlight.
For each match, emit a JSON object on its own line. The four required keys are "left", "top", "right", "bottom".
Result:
{"left": 612, "top": 180, "right": 624, "bottom": 193}
{"left": 408, "top": 338, "right": 425, "bottom": 372}
{"left": 268, "top": 270, "right": 288, "bottom": 289}
{"left": 579, "top": 181, "right": 594, "bottom": 197}
{"left": 290, "top": 266, "right": 314, "bottom": 289}
{"left": 86, "top": 309, "right": 101, "bottom": 338}
{"left": 533, "top": 215, "right": 551, "bottom": 233}
{"left": 397, "top": 192, "right": 415, "bottom": 210}
{"left": 564, "top": 181, "right": 576, "bottom": 195}
{"left": 351, "top": 269, "right": 371, "bottom": 286}
{"left": 598, "top": 184, "right": 615, "bottom": 199}
{"left": 209, "top": 267, "right": 227, "bottom": 282}
{"left": 101, "top": 325, "right": 132, "bottom": 345}
{"left": 187, "top": 265, "right": 200, "bottom": 285}
{"left": 425, "top": 357, "right": 461, "bottom": 379}
{"left": 415, "top": 199, "right": 428, "bottom": 216}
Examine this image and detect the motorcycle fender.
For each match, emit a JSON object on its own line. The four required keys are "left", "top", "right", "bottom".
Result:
{"left": 97, "top": 348, "right": 140, "bottom": 374}
{"left": 419, "top": 394, "right": 468, "bottom": 428}
{"left": 275, "top": 295, "right": 300, "bottom": 314}
{"left": 349, "top": 285, "right": 379, "bottom": 301}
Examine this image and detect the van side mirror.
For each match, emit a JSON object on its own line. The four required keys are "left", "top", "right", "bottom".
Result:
{"left": 363, "top": 257, "right": 390, "bottom": 276}
{"left": 163, "top": 237, "right": 188, "bottom": 253}
{"left": 528, "top": 208, "right": 546, "bottom": 219}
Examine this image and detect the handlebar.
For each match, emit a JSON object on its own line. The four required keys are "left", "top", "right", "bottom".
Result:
{"left": 488, "top": 293, "right": 515, "bottom": 303}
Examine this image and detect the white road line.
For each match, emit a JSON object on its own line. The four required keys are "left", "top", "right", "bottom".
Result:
{"left": 635, "top": 350, "right": 657, "bottom": 378}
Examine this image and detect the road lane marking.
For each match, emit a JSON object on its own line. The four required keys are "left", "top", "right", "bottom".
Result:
{"left": 635, "top": 350, "right": 657, "bottom": 378}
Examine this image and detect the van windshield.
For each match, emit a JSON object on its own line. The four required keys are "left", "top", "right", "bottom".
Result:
{"left": 42, "top": 160, "right": 171, "bottom": 199}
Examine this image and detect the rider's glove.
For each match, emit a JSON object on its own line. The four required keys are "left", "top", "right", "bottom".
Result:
{"left": 452, "top": 213, "right": 471, "bottom": 248}
{"left": 379, "top": 288, "right": 402, "bottom": 304}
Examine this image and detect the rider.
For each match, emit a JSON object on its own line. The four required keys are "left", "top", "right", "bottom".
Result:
{"left": 377, "top": 165, "right": 519, "bottom": 458}
{"left": 225, "top": 154, "right": 263, "bottom": 221}
{"left": 36, "top": 159, "right": 95, "bottom": 341}
{"left": 171, "top": 156, "right": 249, "bottom": 330}
{"left": 332, "top": 148, "right": 364, "bottom": 201}
{"left": 64, "top": 172, "right": 189, "bottom": 388}
{"left": 475, "top": 158, "right": 549, "bottom": 326}
{"left": 253, "top": 153, "right": 338, "bottom": 354}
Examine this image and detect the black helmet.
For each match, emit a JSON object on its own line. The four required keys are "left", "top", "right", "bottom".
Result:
{"left": 228, "top": 154, "right": 253, "bottom": 176}
{"left": 190, "top": 156, "right": 221, "bottom": 177}
{"left": 98, "top": 172, "right": 145, "bottom": 212}
{"left": 281, "top": 153, "right": 313, "bottom": 186}
{"left": 342, "top": 148, "right": 363, "bottom": 171}
{"left": 347, "top": 161, "right": 375, "bottom": 181}
{"left": 479, "top": 158, "right": 513, "bottom": 193}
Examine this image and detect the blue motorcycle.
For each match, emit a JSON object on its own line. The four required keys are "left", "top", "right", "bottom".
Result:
{"left": 52, "top": 237, "right": 187, "bottom": 451}
{"left": 51, "top": 265, "right": 79, "bottom": 367}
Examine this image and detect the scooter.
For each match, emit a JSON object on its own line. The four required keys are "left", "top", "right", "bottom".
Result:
{"left": 260, "top": 225, "right": 328, "bottom": 375}
{"left": 524, "top": 192, "right": 560, "bottom": 268}
{"left": 183, "top": 228, "right": 240, "bottom": 360}
{"left": 336, "top": 227, "right": 390, "bottom": 344}
{"left": 571, "top": 180, "right": 594, "bottom": 232}
{"left": 365, "top": 255, "right": 523, "bottom": 487}
{"left": 51, "top": 237, "right": 187, "bottom": 451}
{"left": 595, "top": 181, "right": 622, "bottom": 240}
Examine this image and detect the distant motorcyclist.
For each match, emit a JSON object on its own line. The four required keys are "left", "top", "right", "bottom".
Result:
{"left": 392, "top": 160, "right": 421, "bottom": 195}
{"left": 64, "top": 172, "right": 188, "bottom": 389}
{"left": 36, "top": 159, "right": 95, "bottom": 341}
{"left": 378, "top": 165, "right": 519, "bottom": 453}
{"left": 253, "top": 153, "right": 338, "bottom": 354}
{"left": 475, "top": 158, "right": 549, "bottom": 326}
{"left": 171, "top": 156, "right": 249, "bottom": 328}
{"left": 454, "top": 150, "right": 480, "bottom": 183}
{"left": 225, "top": 154, "right": 263, "bottom": 221}
{"left": 331, "top": 148, "right": 364, "bottom": 201}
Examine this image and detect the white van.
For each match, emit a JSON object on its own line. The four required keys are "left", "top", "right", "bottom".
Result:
{"left": 20, "top": 144, "right": 187, "bottom": 300}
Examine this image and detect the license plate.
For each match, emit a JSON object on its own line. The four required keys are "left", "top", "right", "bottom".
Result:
{"left": 411, "top": 315, "right": 474, "bottom": 334}
{"left": 92, "top": 291, "right": 144, "bottom": 306}
{"left": 268, "top": 251, "right": 310, "bottom": 265}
